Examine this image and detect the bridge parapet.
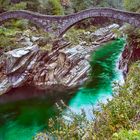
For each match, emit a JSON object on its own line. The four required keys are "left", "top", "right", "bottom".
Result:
{"left": 0, "top": 8, "right": 140, "bottom": 37}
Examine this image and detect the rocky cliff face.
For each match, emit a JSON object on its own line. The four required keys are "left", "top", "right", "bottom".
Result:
{"left": 0, "top": 24, "right": 137, "bottom": 96}
{"left": 119, "top": 41, "right": 140, "bottom": 77}
{"left": 0, "top": 40, "right": 93, "bottom": 95}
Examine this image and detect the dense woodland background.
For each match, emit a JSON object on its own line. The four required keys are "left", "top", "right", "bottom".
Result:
{"left": 0, "top": 0, "right": 140, "bottom": 14}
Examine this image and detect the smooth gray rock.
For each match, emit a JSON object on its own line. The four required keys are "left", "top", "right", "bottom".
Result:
{"left": 0, "top": 24, "right": 121, "bottom": 95}
{"left": 0, "top": 45, "right": 39, "bottom": 94}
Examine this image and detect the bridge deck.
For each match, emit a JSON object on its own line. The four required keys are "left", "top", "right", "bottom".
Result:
{"left": 0, "top": 8, "right": 140, "bottom": 37}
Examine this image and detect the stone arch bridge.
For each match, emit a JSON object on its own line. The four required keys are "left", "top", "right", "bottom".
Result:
{"left": 0, "top": 8, "right": 140, "bottom": 37}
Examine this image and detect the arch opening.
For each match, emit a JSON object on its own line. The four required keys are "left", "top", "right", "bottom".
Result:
{"left": 61, "top": 17, "right": 124, "bottom": 46}
{"left": 60, "top": 15, "right": 139, "bottom": 37}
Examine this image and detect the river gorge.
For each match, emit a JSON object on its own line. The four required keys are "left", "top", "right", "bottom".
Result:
{"left": 0, "top": 37, "right": 126, "bottom": 140}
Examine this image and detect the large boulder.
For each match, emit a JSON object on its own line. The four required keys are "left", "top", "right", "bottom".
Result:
{"left": 0, "top": 24, "right": 122, "bottom": 95}
{"left": 0, "top": 45, "right": 39, "bottom": 95}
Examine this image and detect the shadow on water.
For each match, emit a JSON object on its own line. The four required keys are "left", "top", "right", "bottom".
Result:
{"left": 0, "top": 38, "right": 126, "bottom": 140}
{"left": 0, "top": 86, "right": 76, "bottom": 140}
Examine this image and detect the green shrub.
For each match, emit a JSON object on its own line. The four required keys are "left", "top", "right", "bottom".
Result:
{"left": 47, "top": 0, "right": 64, "bottom": 15}
{"left": 112, "top": 129, "right": 140, "bottom": 140}
{"left": 0, "top": 27, "right": 21, "bottom": 51}
{"left": 8, "top": 2, "right": 27, "bottom": 10}
{"left": 92, "top": 61, "right": 140, "bottom": 139}
{"left": 0, "top": 0, "right": 27, "bottom": 11}
{"left": 0, "top": 0, "right": 10, "bottom": 11}
{"left": 124, "top": 0, "right": 140, "bottom": 12}
{"left": 64, "top": 27, "right": 97, "bottom": 45}
{"left": 37, "top": 0, "right": 64, "bottom": 15}
{"left": 34, "top": 61, "right": 140, "bottom": 140}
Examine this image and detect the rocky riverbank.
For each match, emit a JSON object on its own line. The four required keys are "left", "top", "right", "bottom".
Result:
{"left": 0, "top": 24, "right": 138, "bottom": 95}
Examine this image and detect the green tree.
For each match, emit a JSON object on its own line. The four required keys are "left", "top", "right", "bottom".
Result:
{"left": 0, "top": 0, "right": 10, "bottom": 12}
{"left": 0, "top": 0, "right": 27, "bottom": 12}
{"left": 70, "top": 0, "right": 123, "bottom": 13}
{"left": 37, "top": 0, "right": 64, "bottom": 15}
{"left": 71, "top": 0, "right": 93, "bottom": 12}
{"left": 92, "top": 0, "right": 123, "bottom": 9}
{"left": 46, "top": 0, "right": 64, "bottom": 15}
{"left": 124, "top": 0, "right": 140, "bottom": 12}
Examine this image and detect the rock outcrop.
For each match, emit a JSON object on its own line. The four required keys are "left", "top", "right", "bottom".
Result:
{"left": 0, "top": 24, "right": 122, "bottom": 95}
{"left": 0, "top": 46, "right": 40, "bottom": 95}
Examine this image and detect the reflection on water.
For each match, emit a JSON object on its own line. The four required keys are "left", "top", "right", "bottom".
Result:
{"left": 0, "top": 38, "right": 126, "bottom": 140}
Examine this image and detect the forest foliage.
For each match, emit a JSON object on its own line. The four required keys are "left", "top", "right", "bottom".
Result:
{"left": 0, "top": 0, "right": 124, "bottom": 15}
{"left": 34, "top": 61, "right": 140, "bottom": 140}
{"left": 124, "top": 0, "right": 140, "bottom": 12}
{"left": 0, "top": 0, "right": 140, "bottom": 14}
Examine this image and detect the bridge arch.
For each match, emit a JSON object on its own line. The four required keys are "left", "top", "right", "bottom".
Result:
{"left": 58, "top": 17, "right": 111, "bottom": 36}
{"left": 58, "top": 8, "right": 140, "bottom": 36}
{"left": 0, "top": 8, "right": 140, "bottom": 37}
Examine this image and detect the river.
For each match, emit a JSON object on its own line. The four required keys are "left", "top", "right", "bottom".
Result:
{"left": 0, "top": 38, "right": 125, "bottom": 140}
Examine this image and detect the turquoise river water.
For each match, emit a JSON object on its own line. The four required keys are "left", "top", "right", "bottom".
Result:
{"left": 0, "top": 38, "right": 126, "bottom": 140}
